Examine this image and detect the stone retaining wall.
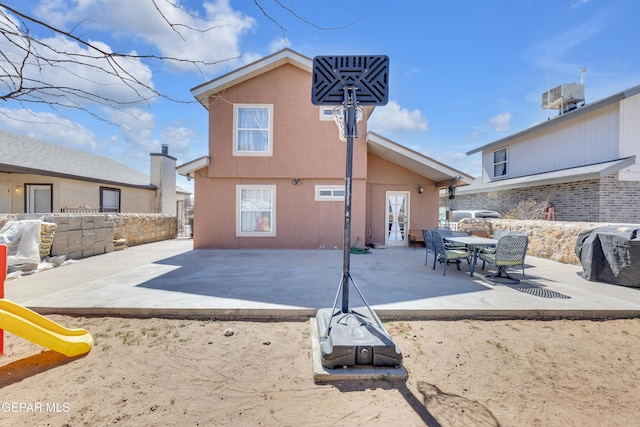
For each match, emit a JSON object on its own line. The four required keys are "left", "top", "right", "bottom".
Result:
{"left": 7, "top": 213, "right": 179, "bottom": 260}
{"left": 457, "top": 218, "right": 640, "bottom": 265}
{"left": 112, "top": 213, "right": 177, "bottom": 246}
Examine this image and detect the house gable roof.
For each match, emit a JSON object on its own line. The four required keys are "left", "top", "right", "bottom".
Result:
{"left": 191, "top": 48, "right": 312, "bottom": 109}
{"left": 367, "top": 132, "right": 473, "bottom": 187}
{"left": 0, "top": 129, "right": 154, "bottom": 188}
{"left": 467, "top": 83, "right": 640, "bottom": 156}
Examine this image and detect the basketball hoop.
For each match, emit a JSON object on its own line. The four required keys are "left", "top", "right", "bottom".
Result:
{"left": 331, "top": 105, "right": 363, "bottom": 142}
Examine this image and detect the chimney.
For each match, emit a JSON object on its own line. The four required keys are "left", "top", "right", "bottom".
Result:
{"left": 150, "top": 145, "right": 177, "bottom": 215}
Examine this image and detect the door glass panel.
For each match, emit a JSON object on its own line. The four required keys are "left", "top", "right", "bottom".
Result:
{"left": 386, "top": 193, "right": 408, "bottom": 245}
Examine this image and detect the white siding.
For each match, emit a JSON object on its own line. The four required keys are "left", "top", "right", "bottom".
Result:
{"left": 482, "top": 103, "right": 621, "bottom": 181}
{"left": 619, "top": 93, "right": 640, "bottom": 181}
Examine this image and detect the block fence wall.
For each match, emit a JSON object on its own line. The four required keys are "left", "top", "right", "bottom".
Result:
{"left": 457, "top": 218, "right": 640, "bottom": 265}
{"left": 1, "top": 213, "right": 177, "bottom": 260}
{"left": 451, "top": 174, "right": 640, "bottom": 224}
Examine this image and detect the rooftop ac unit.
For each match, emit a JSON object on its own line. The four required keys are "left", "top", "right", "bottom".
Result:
{"left": 541, "top": 83, "right": 585, "bottom": 111}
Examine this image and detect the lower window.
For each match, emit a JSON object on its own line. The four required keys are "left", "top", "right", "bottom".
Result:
{"left": 236, "top": 185, "right": 276, "bottom": 237}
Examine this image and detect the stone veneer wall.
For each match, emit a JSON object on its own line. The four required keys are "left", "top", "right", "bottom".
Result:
{"left": 457, "top": 218, "right": 640, "bottom": 265}
{"left": 29, "top": 213, "right": 178, "bottom": 260}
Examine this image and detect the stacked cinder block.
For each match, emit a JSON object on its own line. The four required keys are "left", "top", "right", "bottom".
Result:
{"left": 44, "top": 214, "right": 115, "bottom": 260}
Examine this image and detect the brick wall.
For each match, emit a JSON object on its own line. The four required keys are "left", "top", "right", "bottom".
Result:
{"left": 452, "top": 174, "right": 640, "bottom": 223}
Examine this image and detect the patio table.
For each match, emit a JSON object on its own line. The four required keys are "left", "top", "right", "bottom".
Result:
{"left": 445, "top": 236, "right": 498, "bottom": 277}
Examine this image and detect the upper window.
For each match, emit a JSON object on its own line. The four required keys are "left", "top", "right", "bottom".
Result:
{"left": 493, "top": 147, "right": 508, "bottom": 178}
{"left": 236, "top": 185, "right": 276, "bottom": 237}
{"left": 319, "top": 107, "right": 335, "bottom": 121}
{"left": 100, "top": 187, "right": 121, "bottom": 212}
{"left": 233, "top": 104, "right": 273, "bottom": 156}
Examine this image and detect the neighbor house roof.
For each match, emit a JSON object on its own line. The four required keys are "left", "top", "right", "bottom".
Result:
{"left": 367, "top": 132, "right": 473, "bottom": 187}
{"left": 467, "top": 84, "right": 640, "bottom": 156}
{"left": 191, "top": 48, "right": 312, "bottom": 109}
{"left": 456, "top": 156, "right": 637, "bottom": 194}
{"left": 0, "top": 129, "right": 154, "bottom": 189}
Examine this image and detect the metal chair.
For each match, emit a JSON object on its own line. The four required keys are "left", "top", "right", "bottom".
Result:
{"left": 422, "top": 229, "right": 435, "bottom": 266}
{"left": 432, "top": 231, "right": 470, "bottom": 276}
{"left": 479, "top": 234, "right": 528, "bottom": 282}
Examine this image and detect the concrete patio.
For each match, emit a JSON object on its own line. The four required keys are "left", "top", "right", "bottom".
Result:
{"left": 4, "top": 238, "right": 640, "bottom": 320}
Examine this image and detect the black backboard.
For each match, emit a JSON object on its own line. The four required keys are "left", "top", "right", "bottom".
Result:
{"left": 311, "top": 55, "right": 389, "bottom": 106}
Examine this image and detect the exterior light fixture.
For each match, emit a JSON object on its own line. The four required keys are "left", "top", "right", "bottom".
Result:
{"left": 418, "top": 185, "right": 424, "bottom": 194}
{"left": 448, "top": 175, "right": 461, "bottom": 200}
{"left": 291, "top": 178, "right": 302, "bottom": 185}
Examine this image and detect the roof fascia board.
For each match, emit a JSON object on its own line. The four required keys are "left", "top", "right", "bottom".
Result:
{"left": 0, "top": 163, "right": 156, "bottom": 190}
{"left": 176, "top": 156, "right": 210, "bottom": 176}
{"left": 467, "top": 84, "right": 640, "bottom": 156}
{"left": 191, "top": 49, "right": 312, "bottom": 109}
{"left": 458, "top": 156, "right": 636, "bottom": 194}
{"left": 367, "top": 131, "right": 473, "bottom": 184}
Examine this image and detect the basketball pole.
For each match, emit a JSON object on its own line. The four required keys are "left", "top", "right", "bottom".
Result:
{"left": 340, "top": 86, "right": 358, "bottom": 314}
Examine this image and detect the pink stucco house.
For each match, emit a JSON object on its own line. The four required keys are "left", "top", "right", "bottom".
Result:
{"left": 178, "top": 49, "right": 471, "bottom": 249}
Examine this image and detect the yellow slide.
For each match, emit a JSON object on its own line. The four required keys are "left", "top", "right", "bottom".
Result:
{"left": 0, "top": 299, "right": 93, "bottom": 357}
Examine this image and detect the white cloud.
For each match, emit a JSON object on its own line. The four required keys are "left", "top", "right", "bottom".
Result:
{"left": 0, "top": 107, "right": 98, "bottom": 150}
{"left": 35, "top": 0, "right": 256, "bottom": 75}
{"left": 159, "top": 126, "right": 195, "bottom": 151}
{"left": 268, "top": 37, "right": 291, "bottom": 53}
{"left": 105, "top": 107, "right": 158, "bottom": 152}
{"left": 0, "top": 9, "right": 157, "bottom": 108}
{"left": 489, "top": 112, "right": 512, "bottom": 132}
{"left": 571, "top": 0, "right": 590, "bottom": 9}
{"left": 368, "top": 101, "right": 428, "bottom": 134}
{"left": 523, "top": 18, "right": 604, "bottom": 72}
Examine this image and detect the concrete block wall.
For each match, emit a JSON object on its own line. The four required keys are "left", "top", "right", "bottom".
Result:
{"left": 37, "top": 213, "right": 177, "bottom": 260}
{"left": 43, "top": 214, "right": 116, "bottom": 260}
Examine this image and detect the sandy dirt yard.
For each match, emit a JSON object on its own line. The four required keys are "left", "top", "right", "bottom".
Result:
{"left": 1, "top": 316, "right": 640, "bottom": 426}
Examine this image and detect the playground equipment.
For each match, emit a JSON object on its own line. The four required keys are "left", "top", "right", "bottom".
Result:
{"left": 0, "top": 244, "right": 93, "bottom": 357}
{"left": 311, "top": 55, "right": 402, "bottom": 369}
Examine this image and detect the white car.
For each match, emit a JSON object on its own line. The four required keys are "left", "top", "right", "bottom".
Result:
{"left": 449, "top": 210, "right": 502, "bottom": 222}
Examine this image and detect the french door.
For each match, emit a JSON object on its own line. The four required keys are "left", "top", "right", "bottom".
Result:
{"left": 385, "top": 191, "right": 409, "bottom": 246}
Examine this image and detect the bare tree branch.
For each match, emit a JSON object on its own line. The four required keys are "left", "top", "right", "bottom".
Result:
{"left": 0, "top": 1, "right": 346, "bottom": 126}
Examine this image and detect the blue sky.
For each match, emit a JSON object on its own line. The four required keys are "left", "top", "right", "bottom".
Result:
{"left": 1, "top": 0, "right": 639, "bottom": 194}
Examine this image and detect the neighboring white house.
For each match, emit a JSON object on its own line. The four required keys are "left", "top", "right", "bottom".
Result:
{"left": 455, "top": 84, "right": 640, "bottom": 223}
{"left": 0, "top": 129, "right": 182, "bottom": 215}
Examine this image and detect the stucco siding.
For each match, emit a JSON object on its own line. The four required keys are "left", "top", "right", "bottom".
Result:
{"left": 206, "top": 63, "right": 367, "bottom": 181}
{"left": 366, "top": 153, "right": 440, "bottom": 245}
{"left": 192, "top": 176, "right": 366, "bottom": 249}
{"left": 0, "top": 172, "right": 154, "bottom": 214}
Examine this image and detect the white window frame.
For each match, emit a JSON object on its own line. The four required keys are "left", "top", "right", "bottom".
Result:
{"left": 493, "top": 147, "right": 508, "bottom": 178}
{"left": 100, "top": 186, "right": 121, "bottom": 212}
{"left": 26, "top": 184, "right": 52, "bottom": 213}
{"left": 236, "top": 185, "right": 276, "bottom": 237}
{"left": 319, "top": 106, "right": 335, "bottom": 121}
{"left": 233, "top": 104, "right": 274, "bottom": 157}
{"left": 314, "top": 185, "right": 345, "bottom": 201}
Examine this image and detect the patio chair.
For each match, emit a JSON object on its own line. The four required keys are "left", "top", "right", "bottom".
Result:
{"left": 479, "top": 234, "right": 528, "bottom": 282}
{"left": 422, "top": 229, "right": 435, "bottom": 266}
{"left": 432, "top": 231, "right": 470, "bottom": 276}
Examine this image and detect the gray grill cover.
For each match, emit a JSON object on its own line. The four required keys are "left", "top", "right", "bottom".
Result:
{"left": 575, "top": 226, "right": 640, "bottom": 287}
